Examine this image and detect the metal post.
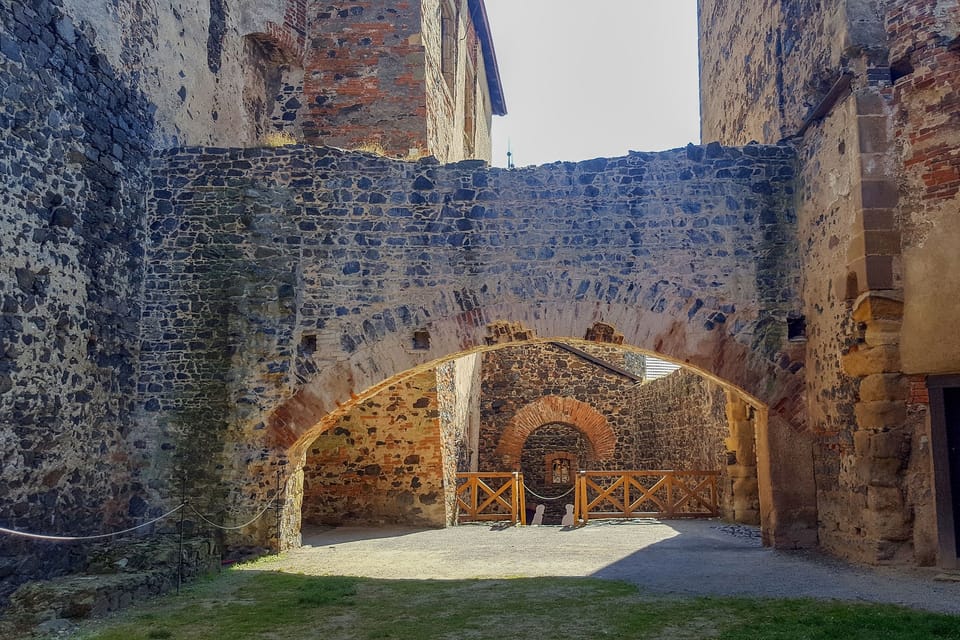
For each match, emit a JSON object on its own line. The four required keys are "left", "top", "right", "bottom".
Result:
{"left": 275, "top": 469, "right": 282, "bottom": 554}
{"left": 177, "top": 473, "right": 186, "bottom": 594}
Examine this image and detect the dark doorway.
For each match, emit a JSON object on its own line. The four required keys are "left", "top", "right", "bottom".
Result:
{"left": 928, "top": 376, "right": 960, "bottom": 568}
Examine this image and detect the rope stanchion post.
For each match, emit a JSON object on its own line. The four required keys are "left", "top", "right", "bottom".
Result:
{"left": 177, "top": 474, "right": 186, "bottom": 594}
{"left": 274, "top": 469, "right": 282, "bottom": 555}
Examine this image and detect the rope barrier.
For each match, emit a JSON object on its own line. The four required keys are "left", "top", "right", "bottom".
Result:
{"left": 0, "top": 504, "right": 186, "bottom": 542}
{"left": 0, "top": 494, "right": 279, "bottom": 542}
{"left": 187, "top": 501, "right": 276, "bottom": 531}
{"left": 522, "top": 483, "right": 576, "bottom": 502}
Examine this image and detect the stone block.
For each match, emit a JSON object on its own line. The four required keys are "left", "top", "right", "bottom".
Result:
{"left": 858, "top": 373, "right": 908, "bottom": 402}
{"left": 869, "top": 428, "right": 909, "bottom": 459}
{"left": 863, "top": 509, "right": 912, "bottom": 542}
{"left": 848, "top": 255, "right": 895, "bottom": 292}
{"left": 859, "top": 455, "right": 904, "bottom": 487}
{"left": 852, "top": 293, "right": 903, "bottom": 322}
{"left": 866, "top": 485, "right": 904, "bottom": 512}
{"left": 858, "top": 207, "right": 896, "bottom": 230}
{"left": 854, "top": 400, "right": 907, "bottom": 429}
{"left": 841, "top": 344, "right": 901, "bottom": 376}
{"left": 857, "top": 115, "right": 893, "bottom": 154}
{"left": 859, "top": 179, "right": 899, "bottom": 209}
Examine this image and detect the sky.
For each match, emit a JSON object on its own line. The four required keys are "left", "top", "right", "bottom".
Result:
{"left": 483, "top": 1, "right": 701, "bottom": 168}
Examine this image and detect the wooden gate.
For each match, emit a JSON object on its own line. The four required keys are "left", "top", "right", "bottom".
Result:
{"left": 575, "top": 470, "right": 719, "bottom": 523}
{"left": 455, "top": 472, "right": 526, "bottom": 525}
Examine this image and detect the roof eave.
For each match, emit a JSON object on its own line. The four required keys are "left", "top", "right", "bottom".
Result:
{"left": 468, "top": 0, "right": 507, "bottom": 116}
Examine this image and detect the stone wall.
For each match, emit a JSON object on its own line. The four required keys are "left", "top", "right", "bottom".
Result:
{"left": 301, "top": 370, "right": 446, "bottom": 526}
{"left": 633, "top": 369, "right": 728, "bottom": 472}
{"left": 477, "top": 344, "right": 735, "bottom": 520}
{"left": 478, "top": 343, "right": 638, "bottom": 472}
{"left": 145, "top": 141, "right": 806, "bottom": 549}
{"left": 698, "top": 0, "right": 958, "bottom": 564}
{"left": 437, "top": 353, "right": 482, "bottom": 519}
{"left": 0, "top": 0, "right": 154, "bottom": 598}
{"left": 299, "top": 1, "right": 428, "bottom": 156}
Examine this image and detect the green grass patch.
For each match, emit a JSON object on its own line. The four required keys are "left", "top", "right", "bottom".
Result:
{"left": 71, "top": 570, "right": 960, "bottom": 640}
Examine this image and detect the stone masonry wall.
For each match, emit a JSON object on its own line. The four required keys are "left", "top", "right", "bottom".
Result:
{"left": 437, "top": 353, "right": 482, "bottom": 520}
{"left": 698, "top": 0, "right": 956, "bottom": 564}
{"left": 301, "top": 370, "right": 446, "bottom": 527}
{"left": 478, "top": 343, "right": 639, "bottom": 472}
{"left": 145, "top": 142, "right": 803, "bottom": 550}
{"left": 299, "top": 1, "right": 429, "bottom": 157}
{"left": 633, "top": 369, "right": 728, "bottom": 472}
{"left": 477, "top": 344, "right": 732, "bottom": 520}
{"left": 0, "top": 0, "right": 154, "bottom": 599}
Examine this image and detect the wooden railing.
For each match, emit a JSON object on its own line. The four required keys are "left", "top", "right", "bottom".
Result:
{"left": 455, "top": 472, "right": 527, "bottom": 525}
{"left": 575, "top": 470, "right": 719, "bottom": 523}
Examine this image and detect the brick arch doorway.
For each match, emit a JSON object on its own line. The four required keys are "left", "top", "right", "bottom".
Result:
{"left": 495, "top": 395, "right": 615, "bottom": 469}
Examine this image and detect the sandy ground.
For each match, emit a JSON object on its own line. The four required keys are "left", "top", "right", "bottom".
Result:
{"left": 244, "top": 519, "right": 960, "bottom": 614}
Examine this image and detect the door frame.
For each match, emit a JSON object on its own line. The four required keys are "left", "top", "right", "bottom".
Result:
{"left": 927, "top": 374, "right": 960, "bottom": 569}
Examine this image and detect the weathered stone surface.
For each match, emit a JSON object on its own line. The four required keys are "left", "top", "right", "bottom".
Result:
{"left": 842, "top": 345, "right": 902, "bottom": 376}
{"left": 300, "top": 370, "right": 446, "bottom": 527}
{"left": 0, "top": 0, "right": 154, "bottom": 599}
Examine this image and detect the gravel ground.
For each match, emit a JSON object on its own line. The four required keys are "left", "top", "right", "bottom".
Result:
{"left": 245, "top": 519, "right": 960, "bottom": 614}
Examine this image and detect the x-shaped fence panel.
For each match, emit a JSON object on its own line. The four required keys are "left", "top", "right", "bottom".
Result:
{"left": 455, "top": 472, "right": 526, "bottom": 524}
{"left": 576, "top": 470, "right": 719, "bottom": 523}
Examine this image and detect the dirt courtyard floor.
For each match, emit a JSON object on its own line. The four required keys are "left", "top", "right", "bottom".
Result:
{"left": 246, "top": 519, "right": 960, "bottom": 614}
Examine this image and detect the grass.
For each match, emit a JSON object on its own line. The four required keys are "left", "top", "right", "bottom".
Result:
{"left": 69, "top": 570, "right": 960, "bottom": 640}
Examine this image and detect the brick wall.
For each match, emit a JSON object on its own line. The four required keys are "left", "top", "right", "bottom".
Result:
{"left": 299, "top": 2, "right": 429, "bottom": 156}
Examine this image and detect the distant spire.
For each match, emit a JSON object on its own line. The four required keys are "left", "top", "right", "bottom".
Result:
{"left": 506, "top": 139, "right": 515, "bottom": 169}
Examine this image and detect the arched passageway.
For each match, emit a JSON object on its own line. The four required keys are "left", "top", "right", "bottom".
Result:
{"left": 140, "top": 144, "right": 814, "bottom": 553}
{"left": 287, "top": 336, "right": 810, "bottom": 548}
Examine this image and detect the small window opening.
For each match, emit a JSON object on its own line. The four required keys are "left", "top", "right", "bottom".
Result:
{"left": 890, "top": 56, "right": 914, "bottom": 83}
{"left": 413, "top": 329, "right": 431, "bottom": 350}
{"left": 787, "top": 314, "right": 806, "bottom": 341}
{"left": 551, "top": 458, "right": 571, "bottom": 484}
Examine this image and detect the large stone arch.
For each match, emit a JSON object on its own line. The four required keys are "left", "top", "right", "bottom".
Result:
{"left": 495, "top": 396, "right": 616, "bottom": 468}
{"left": 269, "top": 299, "right": 806, "bottom": 453}
{"left": 142, "top": 143, "right": 813, "bottom": 551}
{"left": 261, "top": 303, "right": 813, "bottom": 551}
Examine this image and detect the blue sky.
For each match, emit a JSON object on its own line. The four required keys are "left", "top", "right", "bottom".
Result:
{"left": 484, "top": 1, "right": 701, "bottom": 168}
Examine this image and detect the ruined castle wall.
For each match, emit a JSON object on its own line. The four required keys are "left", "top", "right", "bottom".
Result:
{"left": 51, "top": 0, "right": 307, "bottom": 148}
{"left": 634, "top": 370, "right": 728, "bottom": 473}
{"left": 477, "top": 343, "right": 639, "bottom": 473}
{"left": 0, "top": 0, "right": 155, "bottom": 596}
{"left": 699, "top": 0, "right": 869, "bottom": 145}
{"left": 476, "top": 345, "right": 729, "bottom": 472}
{"left": 301, "top": 370, "right": 446, "bottom": 527}
{"left": 893, "top": 0, "right": 960, "bottom": 374}
{"left": 437, "top": 353, "right": 482, "bottom": 522}
{"left": 300, "top": 2, "right": 428, "bottom": 156}
{"left": 145, "top": 142, "right": 802, "bottom": 548}
{"left": 476, "top": 345, "right": 731, "bottom": 520}
{"left": 699, "top": 0, "right": 957, "bottom": 564}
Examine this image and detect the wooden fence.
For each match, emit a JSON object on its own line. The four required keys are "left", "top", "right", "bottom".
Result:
{"left": 455, "top": 472, "right": 526, "bottom": 525}
{"left": 575, "top": 470, "right": 720, "bottom": 523}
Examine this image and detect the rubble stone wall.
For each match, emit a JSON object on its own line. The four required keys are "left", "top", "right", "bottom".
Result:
{"left": 0, "top": 0, "right": 154, "bottom": 599}
{"left": 301, "top": 370, "right": 446, "bottom": 527}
